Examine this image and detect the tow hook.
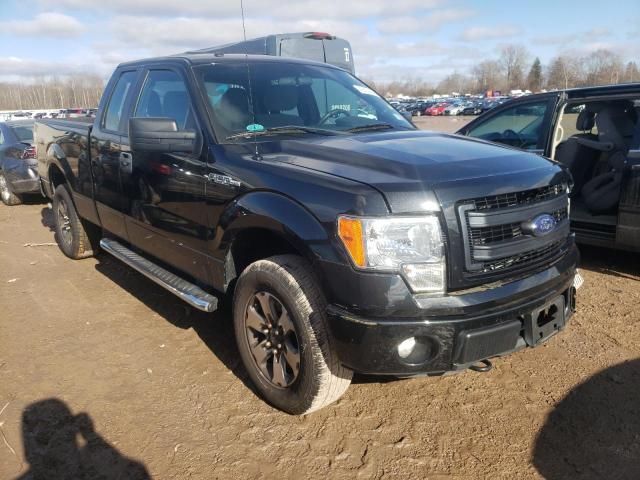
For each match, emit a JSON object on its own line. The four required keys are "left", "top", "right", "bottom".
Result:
{"left": 469, "top": 359, "right": 493, "bottom": 373}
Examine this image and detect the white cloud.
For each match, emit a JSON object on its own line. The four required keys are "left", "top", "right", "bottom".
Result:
{"left": 377, "top": 9, "right": 475, "bottom": 35}
{"left": 459, "top": 25, "right": 520, "bottom": 42}
{"left": 39, "top": 0, "right": 443, "bottom": 19}
{"left": 0, "top": 12, "right": 85, "bottom": 38}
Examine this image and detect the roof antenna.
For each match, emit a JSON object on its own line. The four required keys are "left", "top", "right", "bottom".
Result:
{"left": 240, "top": 0, "right": 261, "bottom": 160}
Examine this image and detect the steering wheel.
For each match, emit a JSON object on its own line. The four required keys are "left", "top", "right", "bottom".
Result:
{"left": 319, "top": 108, "right": 352, "bottom": 125}
{"left": 502, "top": 129, "right": 525, "bottom": 146}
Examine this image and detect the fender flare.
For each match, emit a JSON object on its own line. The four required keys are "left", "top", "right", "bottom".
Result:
{"left": 216, "top": 191, "right": 344, "bottom": 286}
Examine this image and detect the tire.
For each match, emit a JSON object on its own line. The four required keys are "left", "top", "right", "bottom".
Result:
{"left": 233, "top": 254, "right": 352, "bottom": 414}
{"left": 0, "top": 171, "right": 22, "bottom": 206}
{"left": 52, "top": 184, "right": 98, "bottom": 259}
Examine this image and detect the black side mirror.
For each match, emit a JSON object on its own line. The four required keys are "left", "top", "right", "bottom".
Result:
{"left": 129, "top": 117, "right": 196, "bottom": 153}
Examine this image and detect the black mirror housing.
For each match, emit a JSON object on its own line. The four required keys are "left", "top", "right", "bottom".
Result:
{"left": 129, "top": 117, "right": 196, "bottom": 153}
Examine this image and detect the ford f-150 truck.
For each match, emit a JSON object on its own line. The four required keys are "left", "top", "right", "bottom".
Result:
{"left": 35, "top": 53, "right": 579, "bottom": 414}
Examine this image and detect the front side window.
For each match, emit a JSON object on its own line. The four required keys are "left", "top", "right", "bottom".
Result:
{"left": 194, "top": 62, "right": 413, "bottom": 142}
{"left": 135, "top": 70, "right": 194, "bottom": 130}
{"left": 103, "top": 70, "right": 137, "bottom": 132}
{"left": 467, "top": 100, "right": 549, "bottom": 150}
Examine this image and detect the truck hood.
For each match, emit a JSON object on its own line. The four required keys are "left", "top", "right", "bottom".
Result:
{"left": 261, "top": 130, "right": 569, "bottom": 213}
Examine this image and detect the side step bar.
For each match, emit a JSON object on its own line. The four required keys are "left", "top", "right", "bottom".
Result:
{"left": 99, "top": 238, "right": 218, "bottom": 312}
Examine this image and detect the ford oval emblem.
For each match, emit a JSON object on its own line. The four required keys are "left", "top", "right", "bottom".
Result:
{"left": 523, "top": 214, "right": 557, "bottom": 237}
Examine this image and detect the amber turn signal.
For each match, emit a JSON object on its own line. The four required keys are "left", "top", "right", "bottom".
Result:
{"left": 338, "top": 217, "right": 365, "bottom": 267}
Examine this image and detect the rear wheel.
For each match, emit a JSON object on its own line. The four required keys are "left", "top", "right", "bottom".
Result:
{"left": 0, "top": 171, "right": 22, "bottom": 206}
{"left": 233, "top": 254, "right": 352, "bottom": 414}
{"left": 53, "top": 184, "right": 98, "bottom": 259}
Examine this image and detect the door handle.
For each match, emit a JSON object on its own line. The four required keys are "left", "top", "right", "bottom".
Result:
{"left": 119, "top": 152, "right": 132, "bottom": 167}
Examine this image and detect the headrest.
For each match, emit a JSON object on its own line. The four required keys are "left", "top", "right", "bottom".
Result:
{"left": 576, "top": 109, "right": 595, "bottom": 131}
{"left": 596, "top": 104, "right": 636, "bottom": 150}
{"left": 218, "top": 88, "right": 250, "bottom": 130}
{"left": 263, "top": 85, "right": 299, "bottom": 112}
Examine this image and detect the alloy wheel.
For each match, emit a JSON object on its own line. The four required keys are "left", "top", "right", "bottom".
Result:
{"left": 244, "top": 291, "right": 301, "bottom": 388}
{"left": 0, "top": 174, "right": 10, "bottom": 203}
{"left": 56, "top": 199, "right": 73, "bottom": 246}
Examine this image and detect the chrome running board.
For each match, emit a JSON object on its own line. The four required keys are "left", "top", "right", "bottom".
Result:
{"left": 100, "top": 238, "right": 218, "bottom": 312}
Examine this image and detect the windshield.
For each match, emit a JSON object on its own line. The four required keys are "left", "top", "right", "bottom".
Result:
{"left": 194, "top": 62, "right": 413, "bottom": 142}
{"left": 11, "top": 125, "right": 33, "bottom": 143}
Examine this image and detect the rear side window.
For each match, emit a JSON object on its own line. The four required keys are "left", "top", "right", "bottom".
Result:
{"left": 11, "top": 126, "right": 33, "bottom": 143}
{"left": 135, "top": 70, "right": 193, "bottom": 130}
{"left": 103, "top": 71, "right": 137, "bottom": 132}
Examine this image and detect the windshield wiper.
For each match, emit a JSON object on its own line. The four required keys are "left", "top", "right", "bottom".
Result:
{"left": 345, "top": 123, "right": 395, "bottom": 133}
{"left": 226, "top": 126, "right": 342, "bottom": 141}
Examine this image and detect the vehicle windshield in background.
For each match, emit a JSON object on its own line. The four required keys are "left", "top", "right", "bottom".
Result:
{"left": 11, "top": 126, "right": 34, "bottom": 143}
{"left": 194, "top": 62, "right": 413, "bottom": 142}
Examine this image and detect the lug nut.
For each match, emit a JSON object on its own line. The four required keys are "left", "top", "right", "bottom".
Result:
{"left": 262, "top": 329, "right": 269, "bottom": 334}
{"left": 265, "top": 341, "right": 272, "bottom": 348}
{"left": 277, "top": 344, "right": 282, "bottom": 349}
{"left": 272, "top": 349, "right": 278, "bottom": 355}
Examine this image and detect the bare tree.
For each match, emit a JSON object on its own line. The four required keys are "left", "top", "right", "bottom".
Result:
{"left": 0, "top": 75, "right": 105, "bottom": 110}
{"left": 623, "top": 61, "right": 639, "bottom": 83}
{"left": 498, "top": 44, "right": 530, "bottom": 90}
{"left": 472, "top": 60, "right": 502, "bottom": 92}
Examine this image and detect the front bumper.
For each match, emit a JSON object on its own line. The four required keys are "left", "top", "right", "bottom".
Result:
{"left": 326, "top": 245, "right": 578, "bottom": 375}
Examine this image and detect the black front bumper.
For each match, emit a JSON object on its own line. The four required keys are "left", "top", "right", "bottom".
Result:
{"left": 326, "top": 245, "right": 578, "bottom": 375}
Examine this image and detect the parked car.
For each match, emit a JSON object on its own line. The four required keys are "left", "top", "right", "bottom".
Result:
{"left": 425, "top": 102, "right": 449, "bottom": 116}
{"left": 0, "top": 120, "right": 40, "bottom": 205}
{"left": 444, "top": 103, "right": 466, "bottom": 116}
{"left": 462, "top": 102, "right": 483, "bottom": 116}
{"left": 411, "top": 102, "right": 435, "bottom": 117}
{"left": 458, "top": 83, "right": 640, "bottom": 252}
{"left": 36, "top": 53, "right": 578, "bottom": 414}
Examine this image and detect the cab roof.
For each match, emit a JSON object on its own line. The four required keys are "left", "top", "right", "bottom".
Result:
{"left": 118, "top": 53, "right": 342, "bottom": 71}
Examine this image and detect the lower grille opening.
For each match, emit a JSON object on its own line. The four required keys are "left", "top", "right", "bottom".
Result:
{"left": 474, "top": 240, "right": 564, "bottom": 274}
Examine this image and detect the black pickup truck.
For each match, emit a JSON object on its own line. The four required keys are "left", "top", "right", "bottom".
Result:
{"left": 35, "top": 53, "right": 579, "bottom": 414}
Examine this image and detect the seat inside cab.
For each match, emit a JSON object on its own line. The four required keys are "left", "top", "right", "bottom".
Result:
{"left": 552, "top": 99, "right": 640, "bottom": 227}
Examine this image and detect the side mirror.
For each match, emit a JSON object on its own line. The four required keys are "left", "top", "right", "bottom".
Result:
{"left": 129, "top": 117, "right": 196, "bottom": 154}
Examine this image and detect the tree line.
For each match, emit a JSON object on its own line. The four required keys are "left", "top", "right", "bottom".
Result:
{"left": 0, "top": 45, "right": 638, "bottom": 110}
{"left": 0, "top": 75, "right": 104, "bottom": 111}
{"left": 364, "top": 45, "right": 639, "bottom": 98}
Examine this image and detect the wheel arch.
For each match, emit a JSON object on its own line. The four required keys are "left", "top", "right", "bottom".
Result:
{"left": 218, "top": 191, "right": 339, "bottom": 293}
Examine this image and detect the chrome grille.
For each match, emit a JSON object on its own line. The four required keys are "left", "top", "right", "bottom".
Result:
{"left": 471, "top": 184, "right": 565, "bottom": 211}
{"left": 469, "top": 207, "right": 568, "bottom": 246}
{"left": 458, "top": 184, "right": 570, "bottom": 275}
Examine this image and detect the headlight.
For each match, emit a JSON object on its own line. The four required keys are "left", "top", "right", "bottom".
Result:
{"left": 337, "top": 215, "right": 446, "bottom": 293}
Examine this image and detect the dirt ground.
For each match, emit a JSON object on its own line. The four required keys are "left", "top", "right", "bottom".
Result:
{"left": 1, "top": 117, "right": 640, "bottom": 479}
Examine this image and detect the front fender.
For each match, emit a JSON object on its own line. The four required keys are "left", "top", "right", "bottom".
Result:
{"left": 218, "top": 191, "right": 340, "bottom": 263}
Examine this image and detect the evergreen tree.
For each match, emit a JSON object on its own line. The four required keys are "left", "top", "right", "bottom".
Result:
{"left": 527, "top": 57, "right": 543, "bottom": 92}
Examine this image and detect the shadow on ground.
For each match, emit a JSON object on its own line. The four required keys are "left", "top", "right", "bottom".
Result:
{"left": 15, "top": 398, "right": 150, "bottom": 480}
{"left": 578, "top": 244, "right": 640, "bottom": 279}
{"left": 533, "top": 359, "right": 640, "bottom": 480}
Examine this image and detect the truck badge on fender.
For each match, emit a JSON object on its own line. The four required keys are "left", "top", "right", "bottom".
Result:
{"left": 206, "top": 173, "right": 241, "bottom": 188}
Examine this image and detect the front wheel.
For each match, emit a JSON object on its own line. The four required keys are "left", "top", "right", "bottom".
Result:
{"left": 0, "top": 171, "right": 22, "bottom": 206}
{"left": 233, "top": 255, "right": 352, "bottom": 414}
{"left": 53, "top": 185, "right": 98, "bottom": 259}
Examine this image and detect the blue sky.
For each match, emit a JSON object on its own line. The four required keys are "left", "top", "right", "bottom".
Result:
{"left": 0, "top": 0, "right": 638, "bottom": 82}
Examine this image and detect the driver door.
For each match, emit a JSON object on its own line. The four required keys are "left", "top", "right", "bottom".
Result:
{"left": 458, "top": 94, "right": 560, "bottom": 155}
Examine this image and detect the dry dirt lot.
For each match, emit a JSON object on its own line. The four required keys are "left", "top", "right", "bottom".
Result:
{"left": 1, "top": 116, "right": 640, "bottom": 480}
